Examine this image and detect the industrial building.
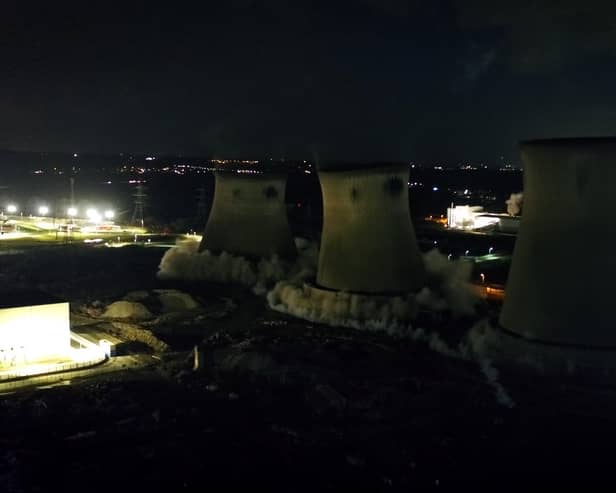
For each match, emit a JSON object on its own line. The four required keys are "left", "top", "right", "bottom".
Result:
{"left": 446, "top": 204, "right": 520, "bottom": 233}
{"left": 0, "top": 291, "right": 70, "bottom": 368}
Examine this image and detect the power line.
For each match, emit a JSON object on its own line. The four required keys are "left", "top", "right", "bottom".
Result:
{"left": 131, "top": 184, "right": 147, "bottom": 227}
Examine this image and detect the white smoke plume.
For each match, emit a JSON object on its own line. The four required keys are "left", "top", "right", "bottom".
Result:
{"left": 267, "top": 286, "right": 513, "bottom": 407}
{"left": 266, "top": 248, "right": 478, "bottom": 326}
{"left": 505, "top": 192, "right": 523, "bottom": 216}
{"left": 416, "top": 249, "right": 478, "bottom": 317}
{"left": 463, "top": 319, "right": 516, "bottom": 408}
{"left": 479, "top": 359, "right": 515, "bottom": 408}
{"left": 157, "top": 237, "right": 318, "bottom": 294}
{"left": 158, "top": 239, "right": 511, "bottom": 407}
{"left": 266, "top": 282, "right": 419, "bottom": 334}
{"left": 265, "top": 249, "right": 512, "bottom": 407}
{"left": 158, "top": 239, "right": 258, "bottom": 285}
{"left": 159, "top": 241, "right": 478, "bottom": 321}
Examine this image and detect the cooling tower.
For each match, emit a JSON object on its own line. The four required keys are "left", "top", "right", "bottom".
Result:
{"left": 199, "top": 171, "right": 296, "bottom": 259}
{"left": 500, "top": 137, "right": 616, "bottom": 348}
{"left": 316, "top": 164, "right": 425, "bottom": 294}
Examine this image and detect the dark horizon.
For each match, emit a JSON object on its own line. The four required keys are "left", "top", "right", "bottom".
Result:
{"left": 0, "top": 146, "right": 527, "bottom": 170}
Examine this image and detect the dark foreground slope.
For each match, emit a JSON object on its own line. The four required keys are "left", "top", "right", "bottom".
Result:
{"left": 0, "top": 245, "right": 615, "bottom": 491}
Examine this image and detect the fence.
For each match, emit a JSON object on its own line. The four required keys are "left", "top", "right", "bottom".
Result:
{"left": 0, "top": 331, "right": 107, "bottom": 384}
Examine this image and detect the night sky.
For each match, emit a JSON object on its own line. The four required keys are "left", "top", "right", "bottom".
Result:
{"left": 2, "top": 0, "right": 616, "bottom": 164}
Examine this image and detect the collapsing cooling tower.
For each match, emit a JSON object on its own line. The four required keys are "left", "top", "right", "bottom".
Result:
{"left": 317, "top": 164, "right": 425, "bottom": 293}
{"left": 476, "top": 137, "right": 616, "bottom": 376}
{"left": 199, "top": 171, "right": 296, "bottom": 259}
{"left": 501, "top": 138, "right": 616, "bottom": 346}
{"left": 266, "top": 163, "right": 425, "bottom": 327}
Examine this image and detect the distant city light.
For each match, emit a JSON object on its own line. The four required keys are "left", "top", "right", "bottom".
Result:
{"left": 67, "top": 207, "right": 78, "bottom": 217}
{"left": 6, "top": 204, "right": 17, "bottom": 214}
{"left": 38, "top": 206, "right": 49, "bottom": 216}
{"left": 104, "top": 210, "right": 115, "bottom": 219}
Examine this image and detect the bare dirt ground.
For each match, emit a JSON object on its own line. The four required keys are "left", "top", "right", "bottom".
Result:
{"left": 0, "top": 244, "right": 615, "bottom": 491}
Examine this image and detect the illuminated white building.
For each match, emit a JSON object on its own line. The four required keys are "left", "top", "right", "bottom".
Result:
{"left": 447, "top": 205, "right": 519, "bottom": 233}
{"left": 200, "top": 171, "right": 296, "bottom": 259}
{"left": 447, "top": 205, "right": 489, "bottom": 229}
{"left": 0, "top": 292, "right": 70, "bottom": 368}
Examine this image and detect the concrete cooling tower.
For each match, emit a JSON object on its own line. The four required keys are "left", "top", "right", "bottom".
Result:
{"left": 199, "top": 171, "right": 296, "bottom": 259}
{"left": 266, "top": 163, "right": 426, "bottom": 328}
{"left": 317, "top": 164, "right": 425, "bottom": 293}
{"left": 475, "top": 137, "right": 616, "bottom": 377}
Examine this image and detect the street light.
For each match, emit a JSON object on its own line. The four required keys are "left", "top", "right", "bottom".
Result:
{"left": 104, "top": 210, "right": 114, "bottom": 220}
{"left": 67, "top": 207, "right": 78, "bottom": 217}
{"left": 6, "top": 204, "right": 17, "bottom": 214}
{"left": 86, "top": 208, "right": 101, "bottom": 223}
{"left": 38, "top": 206, "right": 49, "bottom": 216}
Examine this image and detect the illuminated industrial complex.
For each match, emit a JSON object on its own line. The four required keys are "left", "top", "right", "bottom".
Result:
{"left": 446, "top": 204, "right": 520, "bottom": 233}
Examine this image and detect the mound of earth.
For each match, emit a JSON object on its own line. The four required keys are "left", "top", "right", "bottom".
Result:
{"left": 101, "top": 301, "right": 153, "bottom": 320}
{"left": 155, "top": 289, "right": 200, "bottom": 312}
